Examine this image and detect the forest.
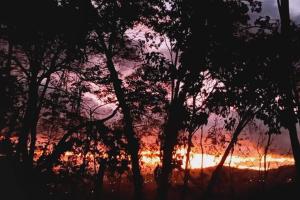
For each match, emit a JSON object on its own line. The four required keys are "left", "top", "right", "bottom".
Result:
{"left": 0, "top": 0, "right": 300, "bottom": 200}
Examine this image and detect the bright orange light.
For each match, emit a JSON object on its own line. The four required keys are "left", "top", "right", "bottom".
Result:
{"left": 140, "top": 148, "right": 294, "bottom": 171}
{"left": 184, "top": 154, "right": 217, "bottom": 169}
{"left": 34, "top": 147, "right": 294, "bottom": 173}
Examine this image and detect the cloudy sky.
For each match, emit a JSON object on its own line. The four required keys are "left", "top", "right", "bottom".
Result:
{"left": 262, "top": 0, "right": 300, "bottom": 22}
{"left": 85, "top": 0, "right": 300, "bottom": 157}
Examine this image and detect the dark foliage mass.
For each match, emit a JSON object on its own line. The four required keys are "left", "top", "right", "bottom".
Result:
{"left": 0, "top": 0, "right": 300, "bottom": 200}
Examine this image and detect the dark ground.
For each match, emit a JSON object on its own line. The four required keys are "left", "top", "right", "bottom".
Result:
{"left": 0, "top": 156, "right": 298, "bottom": 200}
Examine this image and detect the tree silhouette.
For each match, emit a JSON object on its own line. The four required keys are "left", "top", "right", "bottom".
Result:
{"left": 0, "top": 0, "right": 90, "bottom": 165}
{"left": 203, "top": 12, "right": 300, "bottom": 198}
{"left": 144, "top": 1, "right": 258, "bottom": 199}
{"left": 0, "top": 1, "right": 300, "bottom": 200}
{"left": 73, "top": 1, "right": 158, "bottom": 198}
{"left": 276, "top": 0, "right": 300, "bottom": 182}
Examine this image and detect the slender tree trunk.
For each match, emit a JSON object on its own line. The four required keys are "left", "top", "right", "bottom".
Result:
{"left": 17, "top": 77, "right": 39, "bottom": 163}
{"left": 37, "top": 119, "right": 112, "bottom": 172}
{"left": 203, "top": 114, "right": 251, "bottom": 199}
{"left": 285, "top": 90, "right": 300, "bottom": 181}
{"left": 79, "top": 136, "right": 90, "bottom": 175}
{"left": 37, "top": 121, "right": 84, "bottom": 171}
{"left": 28, "top": 77, "right": 50, "bottom": 165}
{"left": 287, "top": 122, "right": 300, "bottom": 180}
{"left": 256, "top": 135, "right": 263, "bottom": 184}
{"left": 263, "top": 133, "right": 271, "bottom": 184}
{"left": 181, "top": 94, "right": 197, "bottom": 200}
{"left": 277, "top": 0, "right": 300, "bottom": 181}
{"left": 228, "top": 147, "right": 235, "bottom": 199}
{"left": 157, "top": 97, "right": 186, "bottom": 200}
{"left": 200, "top": 126, "right": 204, "bottom": 181}
{"left": 28, "top": 112, "right": 43, "bottom": 166}
{"left": 104, "top": 52, "right": 143, "bottom": 200}
{"left": 28, "top": 123, "right": 37, "bottom": 165}
{"left": 181, "top": 132, "right": 193, "bottom": 200}
{"left": 157, "top": 82, "right": 189, "bottom": 200}
{"left": 157, "top": 123, "right": 177, "bottom": 200}
{"left": 36, "top": 123, "right": 82, "bottom": 171}
{"left": 94, "top": 159, "right": 107, "bottom": 200}
{"left": 203, "top": 129, "right": 240, "bottom": 199}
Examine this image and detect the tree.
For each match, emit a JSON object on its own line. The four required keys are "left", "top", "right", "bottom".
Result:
{"left": 144, "top": 1, "right": 256, "bottom": 199}
{"left": 180, "top": 94, "right": 208, "bottom": 200}
{"left": 74, "top": 1, "right": 159, "bottom": 198}
{"left": 203, "top": 13, "right": 300, "bottom": 198}
{"left": 0, "top": 54, "right": 20, "bottom": 133}
{"left": 0, "top": 0, "right": 89, "bottom": 165}
{"left": 276, "top": 0, "right": 300, "bottom": 181}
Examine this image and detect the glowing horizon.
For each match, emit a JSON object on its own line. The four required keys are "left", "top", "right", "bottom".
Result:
{"left": 140, "top": 148, "right": 295, "bottom": 171}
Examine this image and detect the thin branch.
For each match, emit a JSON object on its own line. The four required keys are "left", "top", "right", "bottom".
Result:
{"left": 99, "top": 106, "right": 120, "bottom": 122}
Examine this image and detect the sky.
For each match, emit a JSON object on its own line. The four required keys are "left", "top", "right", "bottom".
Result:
{"left": 245, "top": 0, "right": 300, "bottom": 154}
{"left": 262, "top": 0, "right": 300, "bottom": 22}
{"left": 83, "top": 0, "right": 300, "bottom": 158}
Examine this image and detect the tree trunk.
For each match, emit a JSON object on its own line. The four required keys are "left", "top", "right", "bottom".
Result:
{"left": 263, "top": 133, "right": 271, "bottom": 184}
{"left": 36, "top": 124, "right": 81, "bottom": 171}
{"left": 200, "top": 126, "right": 204, "bottom": 181}
{"left": 228, "top": 147, "right": 235, "bottom": 199}
{"left": 287, "top": 123, "right": 300, "bottom": 181}
{"left": 203, "top": 114, "right": 251, "bottom": 199}
{"left": 181, "top": 94, "right": 197, "bottom": 200}
{"left": 284, "top": 75, "right": 300, "bottom": 182}
{"left": 17, "top": 78, "right": 39, "bottom": 163}
{"left": 277, "top": 0, "right": 300, "bottom": 181}
{"left": 104, "top": 52, "right": 143, "bottom": 200}
{"left": 181, "top": 132, "right": 193, "bottom": 200}
{"left": 79, "top": 126, "right": 92, "bottom": 176}
{"left": 157, "top": 99, "right": 185, "bottom": 200}
{"left": 28, "top": 77, "right": 50, "bottom": 165}
{"left": 37, "top": 120, "right": 111, "bottom": 172}
{"left": 94, "top": 159, "right": 107, "bottom": 200}
{"left": 37, "top": 137, "right": 78, "bottom": 172}
{"left": 157, "top": 122, "right": 177, "bottom": 200}
{"left": 28, "top": 122, "right": 38, "bottom": 166}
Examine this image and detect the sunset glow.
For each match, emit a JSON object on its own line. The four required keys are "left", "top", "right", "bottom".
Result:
{"left": 56, "top": 147, "right": 295, "bottom": 173}
{"left": 2, "top": 1, "right": 300, "bottom": 199}
{"left": 140, "top": 148, "right": 294, "bottom": 171}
